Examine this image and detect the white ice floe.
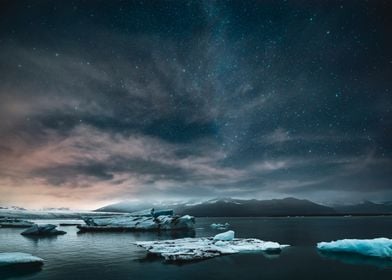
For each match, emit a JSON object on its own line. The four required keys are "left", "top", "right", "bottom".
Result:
{"left": 213, "top": 230, "right": 234, "bottom": 241}
{"left": 134, "top": 230, "right": 289, "bottom": 262}
{"left": 317, "top": 238, "right": 392, "bottom": 259}
{"left": 210, "top": 223, "right": 230, "bottom": 230}
{"left": 0, "top": 218, "right": 34, "bottom": 228}
{"left": 0, "top": 253, "right": 44, "bottom": 267}
{"left": 78, "top": 214, "right": 195, "bottom": 231}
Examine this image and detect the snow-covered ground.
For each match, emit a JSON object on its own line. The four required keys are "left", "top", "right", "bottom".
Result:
{"left": 134, "top": 230, "right": 289, "bottom": 262}
{"left": 0, "top": 253, "right": 44, "bottom": 267}
{"left": 317, "top": 238, "right": 392, "bottom": 259}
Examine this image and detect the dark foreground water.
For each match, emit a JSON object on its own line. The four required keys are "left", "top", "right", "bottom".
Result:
{"left": 0, "top": 217, "right": 391, "bottom": 280}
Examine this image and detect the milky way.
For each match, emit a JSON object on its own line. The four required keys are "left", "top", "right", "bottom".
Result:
{"left": 0, "top": 1, "right": 391, "bottom": 208}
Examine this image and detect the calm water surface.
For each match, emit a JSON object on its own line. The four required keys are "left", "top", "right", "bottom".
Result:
{"left": 0, "top": 217, "right": 391, "bottom": 280}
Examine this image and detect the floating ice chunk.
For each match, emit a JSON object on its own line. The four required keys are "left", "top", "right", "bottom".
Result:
{"left": 0, "top": 218, "right": 34, "bottom": 228}
{"left": 213, "top": 230, "right": 235, "bottom": 241}
{"left": 0, "top": 253, "right": 44, "bottom": 267}
{"left": 78, "top": 214, "right": 194, "bottom": 232}
{"left": 134, "top": 231, "right": 289, "bottom": 262}
{"left": 317, "top": 238, "right": 392, "bottom": 259}
{"left": 210, "top": 222, "right": 230, "bottom": 230}
{"left": 21, "top": 224, "right": 66, "bottom": 236}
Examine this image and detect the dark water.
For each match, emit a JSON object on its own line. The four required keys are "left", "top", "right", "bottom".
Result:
{"left": 0, "top": 217, "right": 391, "bottom": 280}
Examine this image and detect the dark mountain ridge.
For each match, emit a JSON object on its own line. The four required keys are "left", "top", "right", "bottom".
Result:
{"left": 96, "top": 197, "right": 392, "bottom": 217}
{"left": 96, "top": 197, "right": 335, "bottom": 217}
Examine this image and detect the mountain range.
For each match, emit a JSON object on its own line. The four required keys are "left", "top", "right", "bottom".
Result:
{"left": 96, "top": 197, "right": 392, "bottom": 217}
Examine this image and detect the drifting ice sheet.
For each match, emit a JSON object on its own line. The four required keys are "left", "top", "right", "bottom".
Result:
{"left": 79, "top": 214, "right": 195, "bottom": 231}
{"left": 0, "top": 218, "right": 34, "bottom": 228}
{"left": 317, "top": 238, "right": 392, "bottom": 259}
{"left": 210, "top": 223, "right": 230, "bottom": 230}
{"left": 0, "top": 253, "right": 44, "bottom": 267}
{"left": 134, "top": 230, "right": 289, "bottom": 262}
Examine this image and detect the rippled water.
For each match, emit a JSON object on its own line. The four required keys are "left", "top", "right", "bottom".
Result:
{"left": 1, "top": 217, "right": 392, "bottom": 280}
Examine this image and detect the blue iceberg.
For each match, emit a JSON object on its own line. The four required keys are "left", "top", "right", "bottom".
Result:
{"left": 0, "top": 253, "right": 43, "bottom": 267}
{"left": 317, "top": 238, "right": 392, "bottom": 259}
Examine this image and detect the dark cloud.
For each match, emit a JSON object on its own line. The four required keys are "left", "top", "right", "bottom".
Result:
{"left": 0, "top": 0, "right": 391, "bottom": 208}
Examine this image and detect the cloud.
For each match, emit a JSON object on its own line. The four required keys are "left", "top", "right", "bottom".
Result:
{"left": 0, "top": 1, "right": 391, "bottom": 208}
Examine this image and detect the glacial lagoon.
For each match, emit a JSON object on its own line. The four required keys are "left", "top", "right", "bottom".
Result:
{"left": 0, "top": 217, "right": 391, "bottom": 280}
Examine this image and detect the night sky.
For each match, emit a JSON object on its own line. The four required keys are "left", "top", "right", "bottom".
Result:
{"left": 0, "top": 0, "right": 391, "bottom": 209}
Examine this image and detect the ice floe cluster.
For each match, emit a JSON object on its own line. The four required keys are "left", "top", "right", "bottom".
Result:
{"left": 317, "top": 238, "right": 392, "bottom": 259}
{"left": 78, "top": 210, "right": 195, "bottom": 232}
{"left": 134, "top": 230, "right": 289, "bottom": 262}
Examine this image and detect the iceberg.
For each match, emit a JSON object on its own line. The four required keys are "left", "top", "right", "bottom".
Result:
{"left": 317, "top": 238, "right": 392, "bottom": 259}
{"left": 0, "top": 218, "right": 34, "bottom": 228}
{"left": 78, "top": 214, "right": 195, "bottom": 232}
{"left": 134, "top": 230, "right": 289, "bottom": 262}
{"left": 210, "top": 222, "right": 230, "bottom": 230}
{"left": 213, "top": 230, "right": 234, "bottom": 241}
{"left": 21, "top": 224, "right": 66, "bottom": 236}
{"left": 0, "top": 253, "right": 44, "bottom": 267}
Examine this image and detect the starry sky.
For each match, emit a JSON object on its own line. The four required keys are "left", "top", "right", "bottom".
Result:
{"left": 0, "top": 0, "right": 391, "bottom": 209}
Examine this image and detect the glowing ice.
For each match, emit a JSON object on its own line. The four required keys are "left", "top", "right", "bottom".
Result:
{"left": 317, "top": 238, "right": 392, "bottom": 259}
{"left": 213, "top": 230, "right": 234, "bottom": 241}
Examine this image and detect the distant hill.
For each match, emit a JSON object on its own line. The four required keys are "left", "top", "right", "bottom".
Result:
{"left": 333, "top": 200, "right": 392, "bottom": 215}
{"left": 175, "top": 197, "right": 336, "bottom": 217}
{"left": 96, "top": 197, "right": 337, "bottom": 217}
{"left": 96, "top": 200, "right": 182, "bottom": 213}
{"left": 0, "top": 206, "right": 27, "bottom": 211}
